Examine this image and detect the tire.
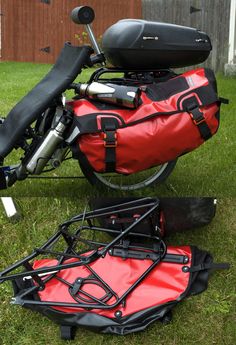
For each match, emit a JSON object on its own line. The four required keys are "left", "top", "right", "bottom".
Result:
{"left": 80, "top": 160, "right": 177, "bottom": 191}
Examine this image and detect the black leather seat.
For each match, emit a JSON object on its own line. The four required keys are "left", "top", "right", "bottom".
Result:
{"left": 0, "top": 42, "right": 93, "bottom": 161}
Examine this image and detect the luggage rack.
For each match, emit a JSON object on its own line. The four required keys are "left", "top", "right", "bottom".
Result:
{"left": 0, "top": 198, "right": 188, "bottom": 310}
{"left": 88, "top": 67, "right": 177, "bottom": 86}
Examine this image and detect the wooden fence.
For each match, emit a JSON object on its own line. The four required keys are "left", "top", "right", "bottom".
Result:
{"left": 0, "top": 0, "right": 141, "bottom": 63}
{"left": 0, "top": 0, "right": 231, "bottom": 71}
{"left": 142, "top": 0, "right": 231, "bottom": 72}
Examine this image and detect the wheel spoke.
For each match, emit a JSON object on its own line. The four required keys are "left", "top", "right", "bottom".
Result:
{"left": 93, "top": 162, "right": 175, "bottom": 191}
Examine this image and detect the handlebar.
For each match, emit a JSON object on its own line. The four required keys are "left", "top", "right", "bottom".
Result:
{"left": 71, "top": 6, "right": 104, "bottom": 58}
{"left": 71, "top": 6, "right": 95, "bottom": 25}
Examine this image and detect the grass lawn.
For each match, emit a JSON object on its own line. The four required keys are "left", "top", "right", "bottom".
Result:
{"left": 0, "top": 197, "right": 235, "bottom": 345}
{"left": 0, "top": 61, "right": 235, "bottom": 197}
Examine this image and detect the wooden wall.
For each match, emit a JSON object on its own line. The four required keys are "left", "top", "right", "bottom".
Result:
{"left": 142, "top": 0, "right": 231, "bottom": 72}
{"left": 0, "top": 0, "right": 231, "bottom": 71}
{"left": 0, "top": 0, "right": 141, "bottom": 63}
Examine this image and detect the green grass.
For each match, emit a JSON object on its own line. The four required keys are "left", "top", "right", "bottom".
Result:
{"left": 0, "top": 62, "right": 235, "bottom": 196}
{"left": 0, "top": 197, "right": 235, "bottom": 345}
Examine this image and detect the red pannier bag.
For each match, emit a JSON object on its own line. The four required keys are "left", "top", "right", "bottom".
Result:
{"left": 11, "top": 246, "right": 228, "bottom": 340}
{"left": 73, "top": 68, "right": 221, "bottom": 173}
{"left": 1, "top": 199, "right": 228, "bottom": 340}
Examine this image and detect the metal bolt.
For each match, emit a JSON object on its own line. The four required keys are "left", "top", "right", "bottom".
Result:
{"left": 182, "top": 266, "right": 189, "bottom": 273}
{"left": 38, "top": 286, "right": 45, "bottom": 291}
{"left": 183, "top": 256, "right": 189, "bottom": 264}
{"left": 115, "top": 310, "right": 122, "bottom": 318}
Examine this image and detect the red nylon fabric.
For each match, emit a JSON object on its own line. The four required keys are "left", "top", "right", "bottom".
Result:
{"left": 33, "top": 246, "right": 192, "bottom": 318}
{"left": 73, "top": 68, "right": 219, "bottom": 174}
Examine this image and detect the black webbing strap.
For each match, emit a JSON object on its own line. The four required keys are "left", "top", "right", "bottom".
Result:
{"left": 60, "top": 325, "right": 76, "bottom": 340}
{"left": 184, "top": 96, "right": 212, "bottom": 141}
{"left": 219, "top": 97, "right": 229, "bottom": 104}
{"left": 101, "top": 118, "right": 118, "bottom": 172}
{"left": 189, "top": 106, "right": 212, "bottom": 140}
{"left": 186, "top": 262, "right": 230, "bottom": 273}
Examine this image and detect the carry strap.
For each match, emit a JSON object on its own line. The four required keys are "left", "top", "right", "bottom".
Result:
{"left": 183, "top": 262, "right": 230, "bottom": 273}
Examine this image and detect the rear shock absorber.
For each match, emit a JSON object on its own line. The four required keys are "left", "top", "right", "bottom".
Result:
{"left": 26, "top": 111, "right": 72, "bottom": 175}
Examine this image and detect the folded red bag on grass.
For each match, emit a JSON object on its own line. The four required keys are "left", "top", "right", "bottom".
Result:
{"left": 12, "top": 245, "right": 228, "bottom": 339}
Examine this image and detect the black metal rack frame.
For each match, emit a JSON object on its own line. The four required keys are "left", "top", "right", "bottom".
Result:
{"left": 0, "top": 197, "right": 188, "bottom": 310}
{"left": 88, "top": 67, "right": 177, "bottom": 86}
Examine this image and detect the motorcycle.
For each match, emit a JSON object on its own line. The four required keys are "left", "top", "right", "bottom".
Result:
{"left": 0, "top": 6, "right": 222, "bottom": 191}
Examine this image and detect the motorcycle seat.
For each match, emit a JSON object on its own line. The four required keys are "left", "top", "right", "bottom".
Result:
{"left": 0, "top": 43, "right": 93, "bottom": 161}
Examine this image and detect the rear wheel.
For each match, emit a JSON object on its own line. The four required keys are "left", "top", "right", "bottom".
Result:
{"left": 80, "top": 160, "right": 177, "bottom": 191}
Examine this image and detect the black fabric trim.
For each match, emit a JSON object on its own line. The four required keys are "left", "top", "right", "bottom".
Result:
{"left": 146, "top": 76, "right": 189, "bottom": 102}
{"left": 70, "top": 112, "right": 125, "bottom": 137}
{"left": 204, "top": 68, "right": 217, "bottom": 93}
{"left": 17, "top": 298, "right": 179, "bottom": 335}
{"left": 215, "top": 110, "right": 220, "bottom": 123}
{"left": 181, "top": 246, "right": 212, "bottom": 297}
{"left": 0, "top": 43, "right": 93, "bottom": 159}
{"left": 176, "top": 83, "right": 219, "bottom": 111}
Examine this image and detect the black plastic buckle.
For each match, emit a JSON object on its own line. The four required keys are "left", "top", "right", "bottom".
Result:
{"left": 187, "top": 103, "right": 206, "bottom": 126}
{"left": 103, "top": 130, "right": 117, "bottom": 148}
{"left": 190, "top": 108, "right": 205, "bottom": 125}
